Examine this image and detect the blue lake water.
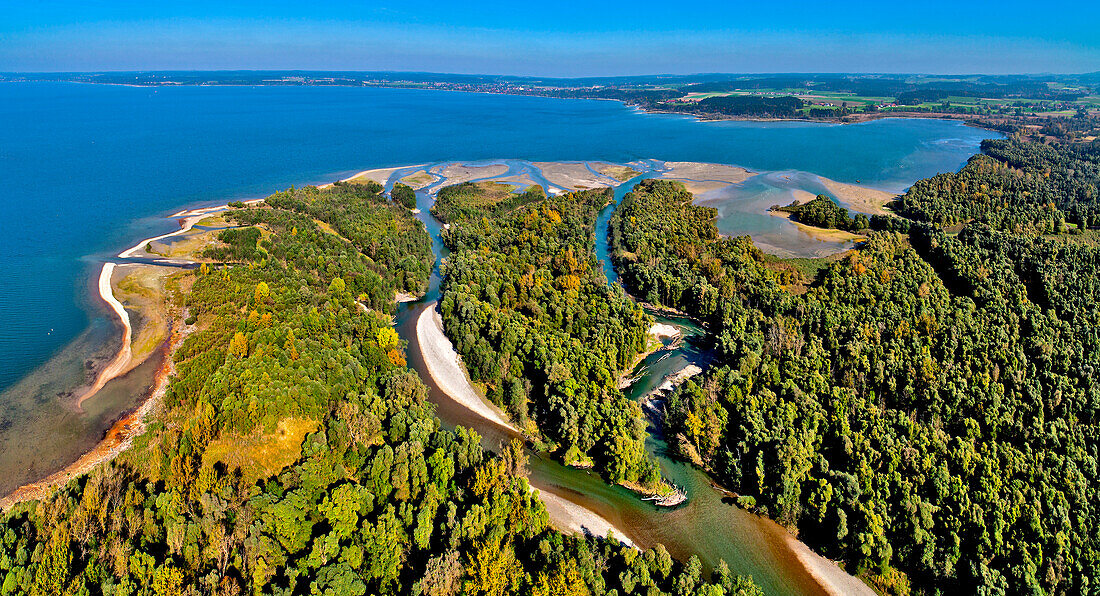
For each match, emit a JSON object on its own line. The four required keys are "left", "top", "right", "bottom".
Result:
{"left": 0, "top": 81, "right": 993, "bottom": 499}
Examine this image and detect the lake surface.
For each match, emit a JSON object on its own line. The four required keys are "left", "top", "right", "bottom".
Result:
{"left": 0, "top": 83, "right": 994, "bottom": 576}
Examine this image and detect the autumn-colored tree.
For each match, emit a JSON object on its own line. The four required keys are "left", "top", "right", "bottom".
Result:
{"left": 465, "top": 538, "right": 521, "bottom": 596}
{"left": 376, "top": 327, "right": 400, "bottom": 349}
{"left": 227, "top": 331, "right": 248, "bottom": 358}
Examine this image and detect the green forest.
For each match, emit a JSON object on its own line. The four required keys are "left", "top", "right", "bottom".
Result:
{"left": 610, "top": 137, "right": 1100, "bottom": 594}
{"left": 436, "top": 183, "right": 666, "bottom": 490}
{"left": 430, "top": 182, "right": 546, "bottom": 224}
{"left": 0, "top": 183, "right": 758, "bottom": 596}
{"left": 893, "top": 138, "right": 1100, "bottom": 233}
{"left": 774, "top": 195, "right": 869, "bottom": 232}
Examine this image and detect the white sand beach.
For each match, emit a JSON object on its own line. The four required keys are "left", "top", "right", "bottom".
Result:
{"left": 536, "top": 487, "right": 636, "bottom": 547}
{"left": 533, "top": 162, "right": 616, "bottom": 190}
{"left": 786, "top": 535, "right": 877, "bottom": 596}
{"left": 416, "top": 306, "right": 517, "bottom": 432}
{"left": 818, "top": 177, "right": 898, "bottom": 216}
{"left": 78, "top": 263, "right": 132, "bottom": 406}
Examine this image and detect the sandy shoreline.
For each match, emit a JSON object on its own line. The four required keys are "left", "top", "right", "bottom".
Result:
{"left": 416, "top": 306, "right": 517, "bottom": 432}
{"left": 321, "top": 164, "right": 428, "bottom": 189}
{"left": 125, "top": 197, "right": 264, "bottom": 260}
{"left": 818, "top": 177, "right": 897, "bottom": 217}
{"left": 0, "top": 312, "right": 183, "bottom": 512}
{"left": 766, "top": 209, "right": 867, "bottom": 244}
{"left": 536, "top": 487, "right": 635, "bottom": 547}
{"left": 77, "top": 263, "right": 133, "bottom": 406}
{"left": 415, "top": 304, "right": 640, "bottom": 545}
{"left": 786, "top": 535, "right": 876, "bottom": 596}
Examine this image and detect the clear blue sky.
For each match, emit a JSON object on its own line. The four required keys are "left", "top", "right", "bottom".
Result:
{"left": 2, "top": 1, "right": 1098, "bottom": 75}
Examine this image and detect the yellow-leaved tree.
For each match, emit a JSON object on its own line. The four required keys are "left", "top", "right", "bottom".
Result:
{"left": 376, "top": 327, "right": 399, "bottom": 349}
{"left": 228, "top": 332, "right": 249, "bottom": 358}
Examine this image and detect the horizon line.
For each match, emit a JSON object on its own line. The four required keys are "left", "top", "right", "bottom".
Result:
{"left": 3, "top": 69, "right": 1099, "bottom": 79}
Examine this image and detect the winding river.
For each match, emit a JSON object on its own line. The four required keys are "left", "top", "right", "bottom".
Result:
{"left": 389, "top": 162, "right": 856, "bottom": 596}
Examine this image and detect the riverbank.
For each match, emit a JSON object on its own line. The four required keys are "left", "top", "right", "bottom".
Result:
{"left": 619, "top": 322, "right": 681, "bottom": 389}
{"left": 787, "top": 537, "right": 877, "bottom": 596}
{"left": 414, "top": 303, "right": 645, "bottom": 544}
{"left": 416, "top": 305, "right": 518, "bottom": 432}
{"left": 536, "top": 487, "right": 636, "bottom": 547}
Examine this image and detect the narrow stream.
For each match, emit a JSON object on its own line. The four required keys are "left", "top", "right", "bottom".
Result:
{"left": 390, "top": 163, "right": 835, "bottom": 596}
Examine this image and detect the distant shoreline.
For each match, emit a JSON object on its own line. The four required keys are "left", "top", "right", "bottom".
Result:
{"left": 0, "top": 79, "right": 1006, "bottom": 133}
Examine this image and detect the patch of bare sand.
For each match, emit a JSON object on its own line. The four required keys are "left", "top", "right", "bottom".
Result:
{"left": 79, "top": 263, "right": 176, "bottom": 408}
{"left": 78, "top": 263, "right": 132, "bottom": 407}
{"left": 533, "top": 162, "right": 615, "bottom": 190}
{"left": 787, "top": 535, "right": 877, "bottom": 596}
{"left": 342, "top": 165, "right": 423, "bottom": 187}
{"left": 818, "top": 177, "right": 898, "bottom": 217}
{"left": 591, "top": 162, "right": 641, "bottom": 182}
{"left": 788, "top": 189, "right": 818, "bottom": 205}
{"left": 670, "top": 179, "right": 733, "bottom": 195}
{"left": 416, "top": 306, "right": 517, "bottom": 432}
{"left": 536, "top": 487, "right": 636, "bottom": 547}
{"left": 416, "top": 304, "right": 637, "bottom": 546}
{"left": 112, "top": 264, "right": 173, "bottom": 366}
{"left": 767, "top": 210, "right": 867, "bottom": 245}
{"left": 398, "top": 169, "right": 439, "bottom": 190}
{"left": 432, "top": 163, "right": 509, "bottom": 188}
{"left": 661, "top": 161, "right": 754, "bottom": 184}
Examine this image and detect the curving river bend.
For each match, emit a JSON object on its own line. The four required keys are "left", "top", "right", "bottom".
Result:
{"left": 389, "top": 161, "right": 860, "bottom": 596}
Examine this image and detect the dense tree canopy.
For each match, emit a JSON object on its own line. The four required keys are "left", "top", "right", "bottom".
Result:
{"left": 894, "top": 138, "right": 1100, "bottom": 232}
{"left": 431, "top": 181, "right": 545, "bottom": 225}
{"left": 437, "top": 183, "right": 664, "bottom": 489}
{"left": 610, "top": 153, "right": 1100, "bottom": 594}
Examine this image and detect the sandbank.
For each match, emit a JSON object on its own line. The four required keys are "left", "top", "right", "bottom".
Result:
{"left": 78, "top": 264, "right": 132, "bottom": 406}
{"left": 592, "top": 162, "right": 641, "bottom": 182}
{"left": 767, "top": 210, "right": 867, "bottom": 245}
{"left": 398, "top": 169, "right": 439, "bottom": 190}
{"left": 533, "top": 162, "right": 617, "bottom": 190}
{"left": 336, "top": 165, "right": 425, "bottom": 188}
{"left": 416, "top": 304, "right": 639, "bottom": 546}
{"left": 818, "top": 177, "right": 897, "bottom": 217}
{"left": 649, "top": 322, "right": 681, "bottom": 340}
{"left": 112, "top": 265, "right": 173, "bottom": 364}
{"left": 786, "top": 535, "right": 877, "bottom": 596}
{"left": 660, "top": 161, "right": 754, "bottom": 185}
{"left": 416, "top": 306, "right": 517, "bottom": 432}
{"left": 535, "top": 486, "right": 636, "bottom": 547}
{"left": 118, "top": 213, "right": 207, "bottom": 259}
{"left": 672, "top": 179, "right": 733, "bottom": 196}
{"left": 431, "top": 163, "right": 509, "bottom": 189}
